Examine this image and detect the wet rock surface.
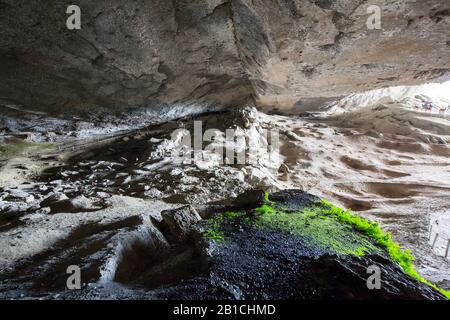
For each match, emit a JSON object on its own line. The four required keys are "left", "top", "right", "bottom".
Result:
{"left": 159, "top": 190, "right": 444, "bottom": 300}
{"left": 0, "top": 190, "right": 444, "bottom": 300}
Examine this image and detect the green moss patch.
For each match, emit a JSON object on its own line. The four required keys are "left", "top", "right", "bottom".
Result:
{"left": 254, "top": 200, "right": 380, "bottom": 257}
{"left": 0, "top": 140, "right": 53, "bottom": 158}
{"left": 202, "top": 214, "right": 225, "bottom": 242}
{"left": 202, "top": 192, "right": 450, "bottom": 299}
{"left": 202, "top": 211, "right": 247, "bottom": 242}
{"left": 318, "top": 199, "right": 450, "bottom": 299}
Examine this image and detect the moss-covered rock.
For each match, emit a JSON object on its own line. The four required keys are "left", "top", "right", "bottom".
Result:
{"left": 200, "top": 190, "right": 449, "bottom": 300}
{"left": 0, "top": 139, "right": 53, "bottom": 159}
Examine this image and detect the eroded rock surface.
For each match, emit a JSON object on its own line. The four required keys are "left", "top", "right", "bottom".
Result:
{"left": 1, "top": 0, "right": 449, "bottom": 118}
{"left": 0, "top": 190, "right": 445, "bottom": 300}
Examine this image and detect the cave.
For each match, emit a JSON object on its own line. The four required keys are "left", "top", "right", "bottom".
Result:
{"left": 0, "top": 0, "right": 450, "bottom": 306}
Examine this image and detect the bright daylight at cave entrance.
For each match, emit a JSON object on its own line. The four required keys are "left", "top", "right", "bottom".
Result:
{"left": 0, "top": 0, "right": 450, "bottom": 310}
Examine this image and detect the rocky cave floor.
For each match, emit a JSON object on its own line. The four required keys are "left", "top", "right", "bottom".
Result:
{"left": 0, "top": 105, "right": 449, "bottom": 299}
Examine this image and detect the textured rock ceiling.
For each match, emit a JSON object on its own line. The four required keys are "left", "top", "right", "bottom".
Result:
{"left": 0, "top": 0, "right": 449, "bottom": 118}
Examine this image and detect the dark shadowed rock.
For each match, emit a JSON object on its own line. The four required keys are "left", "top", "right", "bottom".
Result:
{"left": 233, "top": 189, "right": 266, "bottom": 209}
{"left": 161, "top": 205, "right": 202, "bottom": 242}
{"left": 2, "top": 189, "right": 440, "bottom": 300}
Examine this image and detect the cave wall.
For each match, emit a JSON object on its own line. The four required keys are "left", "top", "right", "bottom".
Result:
{"left": 0, "top": 0, "right": 449, "bottom": 118}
